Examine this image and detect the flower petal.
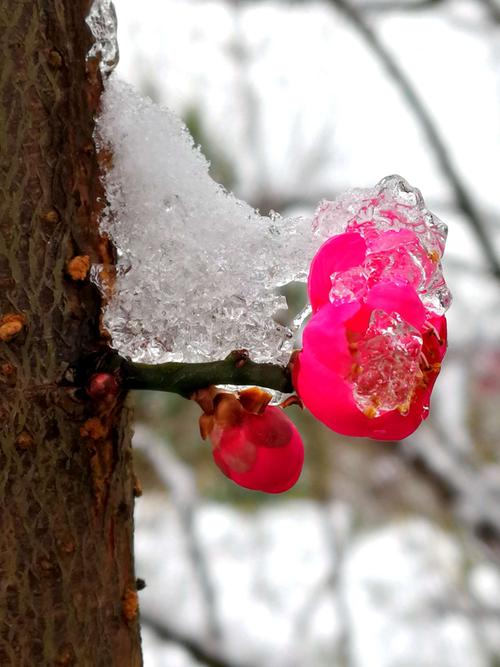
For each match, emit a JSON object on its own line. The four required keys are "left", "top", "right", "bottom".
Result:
{"left": 212, "top": 406, "right": 304, "bottom": 493}
{"left": 308, "top": 233, "right": 367, "bottom": 311}
{"left": 366, "top": 281, "right": 426, "bottom": 329}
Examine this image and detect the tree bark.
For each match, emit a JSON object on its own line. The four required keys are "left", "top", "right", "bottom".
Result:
{"left": 0, "top": 1, "right": 142, "bottom": 664}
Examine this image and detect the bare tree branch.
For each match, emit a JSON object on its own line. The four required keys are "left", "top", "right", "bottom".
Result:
{"left": 357, "top": 0, "right": 444, "bottom": 13}
{"left": 329, "top": 0, "right": 500, "bottom": 280}
{"left": 141, "top": 611, "right": 252, "bottom": 667}
{"left": 476, "top": 0, "right": 500, "bottom": 23}
{"left": 357, "top": 0, "right": 500, "bottom": 23}
{"left": 401, "top": 423, "right": 500, "bottom": 564}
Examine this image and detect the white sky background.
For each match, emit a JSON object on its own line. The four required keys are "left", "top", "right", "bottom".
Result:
{"left": 112, "top": 0, "right": 500, "bottom": 218}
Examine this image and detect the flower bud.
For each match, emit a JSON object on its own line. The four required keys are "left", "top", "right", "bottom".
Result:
{"left": 199, "top": 390, "right": 303, "bottom": 493}
{"left": 87, "top": 372, "right": 119, "bottom": 401}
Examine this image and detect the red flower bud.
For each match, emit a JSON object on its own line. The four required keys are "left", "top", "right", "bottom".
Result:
{"left": 199, "top": 391, "right": 303, "bottom": 493}
{"left": 87, "top": 372, "right": 119, "bottom": 401}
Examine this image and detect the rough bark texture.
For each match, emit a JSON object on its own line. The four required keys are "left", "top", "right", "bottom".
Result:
{"left": 0, "top": 1, "right": 142, "bottom": 665}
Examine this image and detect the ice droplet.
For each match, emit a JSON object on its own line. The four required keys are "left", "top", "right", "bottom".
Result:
{"left": 86, "top": 0, "right": 119, "bottom": 75}
{"left": 349, "top": 310, "right": 423, "bottom": 417}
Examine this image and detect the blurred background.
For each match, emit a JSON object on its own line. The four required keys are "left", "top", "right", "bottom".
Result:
{"left": 110, "top": 1, "right": 500, "bottom": 665}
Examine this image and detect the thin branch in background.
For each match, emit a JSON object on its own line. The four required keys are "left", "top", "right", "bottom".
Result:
{"left": 358, "top": 0, "right": 444, "bottom": 13}
{"left": 358, "top": 0, "right": 500, "bottom": 24}
{"left": 141, "top": 611, "right": 251, "bottom": 667}
{"left": 133, "top": 424, "right": 222, "bottom": 642}
{"left": 401, "top": 423, "right": 500, "bottom": 565}
{"left": 289, "top": 503, "right": 353, "bottom": 667}
{"left": 430, "top": 600, "right": 500, "bottom": 619}
{"left": 476, "top": 0, "right": 500, "bottom": 23}
{"left": 329, "top": 0, "right": 500, "bottom": 281}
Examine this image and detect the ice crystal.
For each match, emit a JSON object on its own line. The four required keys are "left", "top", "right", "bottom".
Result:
{"left": 350, "top": 310, "right": 423, "bottom": 417}
{"left": 86, "top": 0, "right": 119, "bottom": 75}
{"left": 313, "top": 175, "right": 452, "bottom": 314}
{"left": 95, "top": 77, "right": 314, "bottom": 363}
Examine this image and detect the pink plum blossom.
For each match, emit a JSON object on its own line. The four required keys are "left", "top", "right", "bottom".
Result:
{"left": 311, "top": 175, "right": 451, "bottom": 315}
{"left": 294, "top": 178, "right": 450, "bottom": 440}
{"left": 293, "top": 295, "right": 447, "bottom": 440}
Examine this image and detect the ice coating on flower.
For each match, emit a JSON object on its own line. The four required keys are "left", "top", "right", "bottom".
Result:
{"left": 199, "top": 391, "right": 304, "bottom": 493}
{"left": 294, "top": 300, "right": 447, "bottom": 440}
{"left": 311, "top": 175, "right": 452, "bottom": 315}
{"left": 295, "top": 177, "right": 451, "bottom": 439}
{"left": 350, "top": 310, "right": 423, "bottom": 417}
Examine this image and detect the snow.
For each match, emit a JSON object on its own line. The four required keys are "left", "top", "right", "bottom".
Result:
{"left": 95, "top": 76, "right": 317, "bottom": 363}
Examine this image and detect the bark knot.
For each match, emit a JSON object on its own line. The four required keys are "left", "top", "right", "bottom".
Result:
{"left": 0, "top": 313, "right": 26, "bottom": 342}
{"left": 66, "top": 255, "right": 91, "bottom": 281}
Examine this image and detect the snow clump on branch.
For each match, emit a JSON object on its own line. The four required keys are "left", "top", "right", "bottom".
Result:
{"left": 95, "top": 76, "right": 315, "bottom": 363}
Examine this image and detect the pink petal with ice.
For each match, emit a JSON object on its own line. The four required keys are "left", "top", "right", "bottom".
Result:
{"left": 294, "top": 290, "right": 447, "bottom": 440}
{"left": 366, "top": 282, "right": 426, "bottom": 330}
{"left": 308, "top": 233, "right": 367, "bottom": 311}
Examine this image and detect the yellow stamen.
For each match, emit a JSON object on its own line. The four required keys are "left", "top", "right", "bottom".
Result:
{"left": 428, "top": 250, "right": 440, "bottom": 263}
{"left": 363, "top": 405, "right": 378, "bottom": 419}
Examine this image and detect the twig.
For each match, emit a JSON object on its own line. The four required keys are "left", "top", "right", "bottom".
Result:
{"left": 476, "top": 0, "right": 500, "bottom": 23}
{"left": 329, "top": 0, "right": 500, "bottom": 280}
{"left": 357, "top": 0, "right": 444, "bottom": 12}
{"left": 141, "top": 610, "right": 251, "bottom": 667}
{"left": 120, "top": 350, "right": 293, "bottom": 397}
{"left": 430, "top": 599, "right": 500, "bottom": 619}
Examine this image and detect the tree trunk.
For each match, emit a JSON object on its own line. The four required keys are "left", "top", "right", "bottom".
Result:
{"left": 0, "top": 1, "right": 142, "bottom": 664}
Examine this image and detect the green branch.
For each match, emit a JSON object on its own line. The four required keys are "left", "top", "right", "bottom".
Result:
{"left": 117, "top": 350, "right": 293, "bottom": 397}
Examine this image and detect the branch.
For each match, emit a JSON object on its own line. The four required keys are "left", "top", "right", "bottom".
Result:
{"left": 119, "top": 350, "right": 293, "bottom": 397}
{"left": 141, "top": 611, "right": 254, "bottom": 667}
{"left": 357, "top": 0, "right": 444, "bottom": 12}
{"left": 401, "top": 423, "right": 500, "bottom": 564}
{"left": 477, "top": 0, "right": 500, "bottom": 23}
{"left": 329, "top": 0, "right": 500, "bottom": 280}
